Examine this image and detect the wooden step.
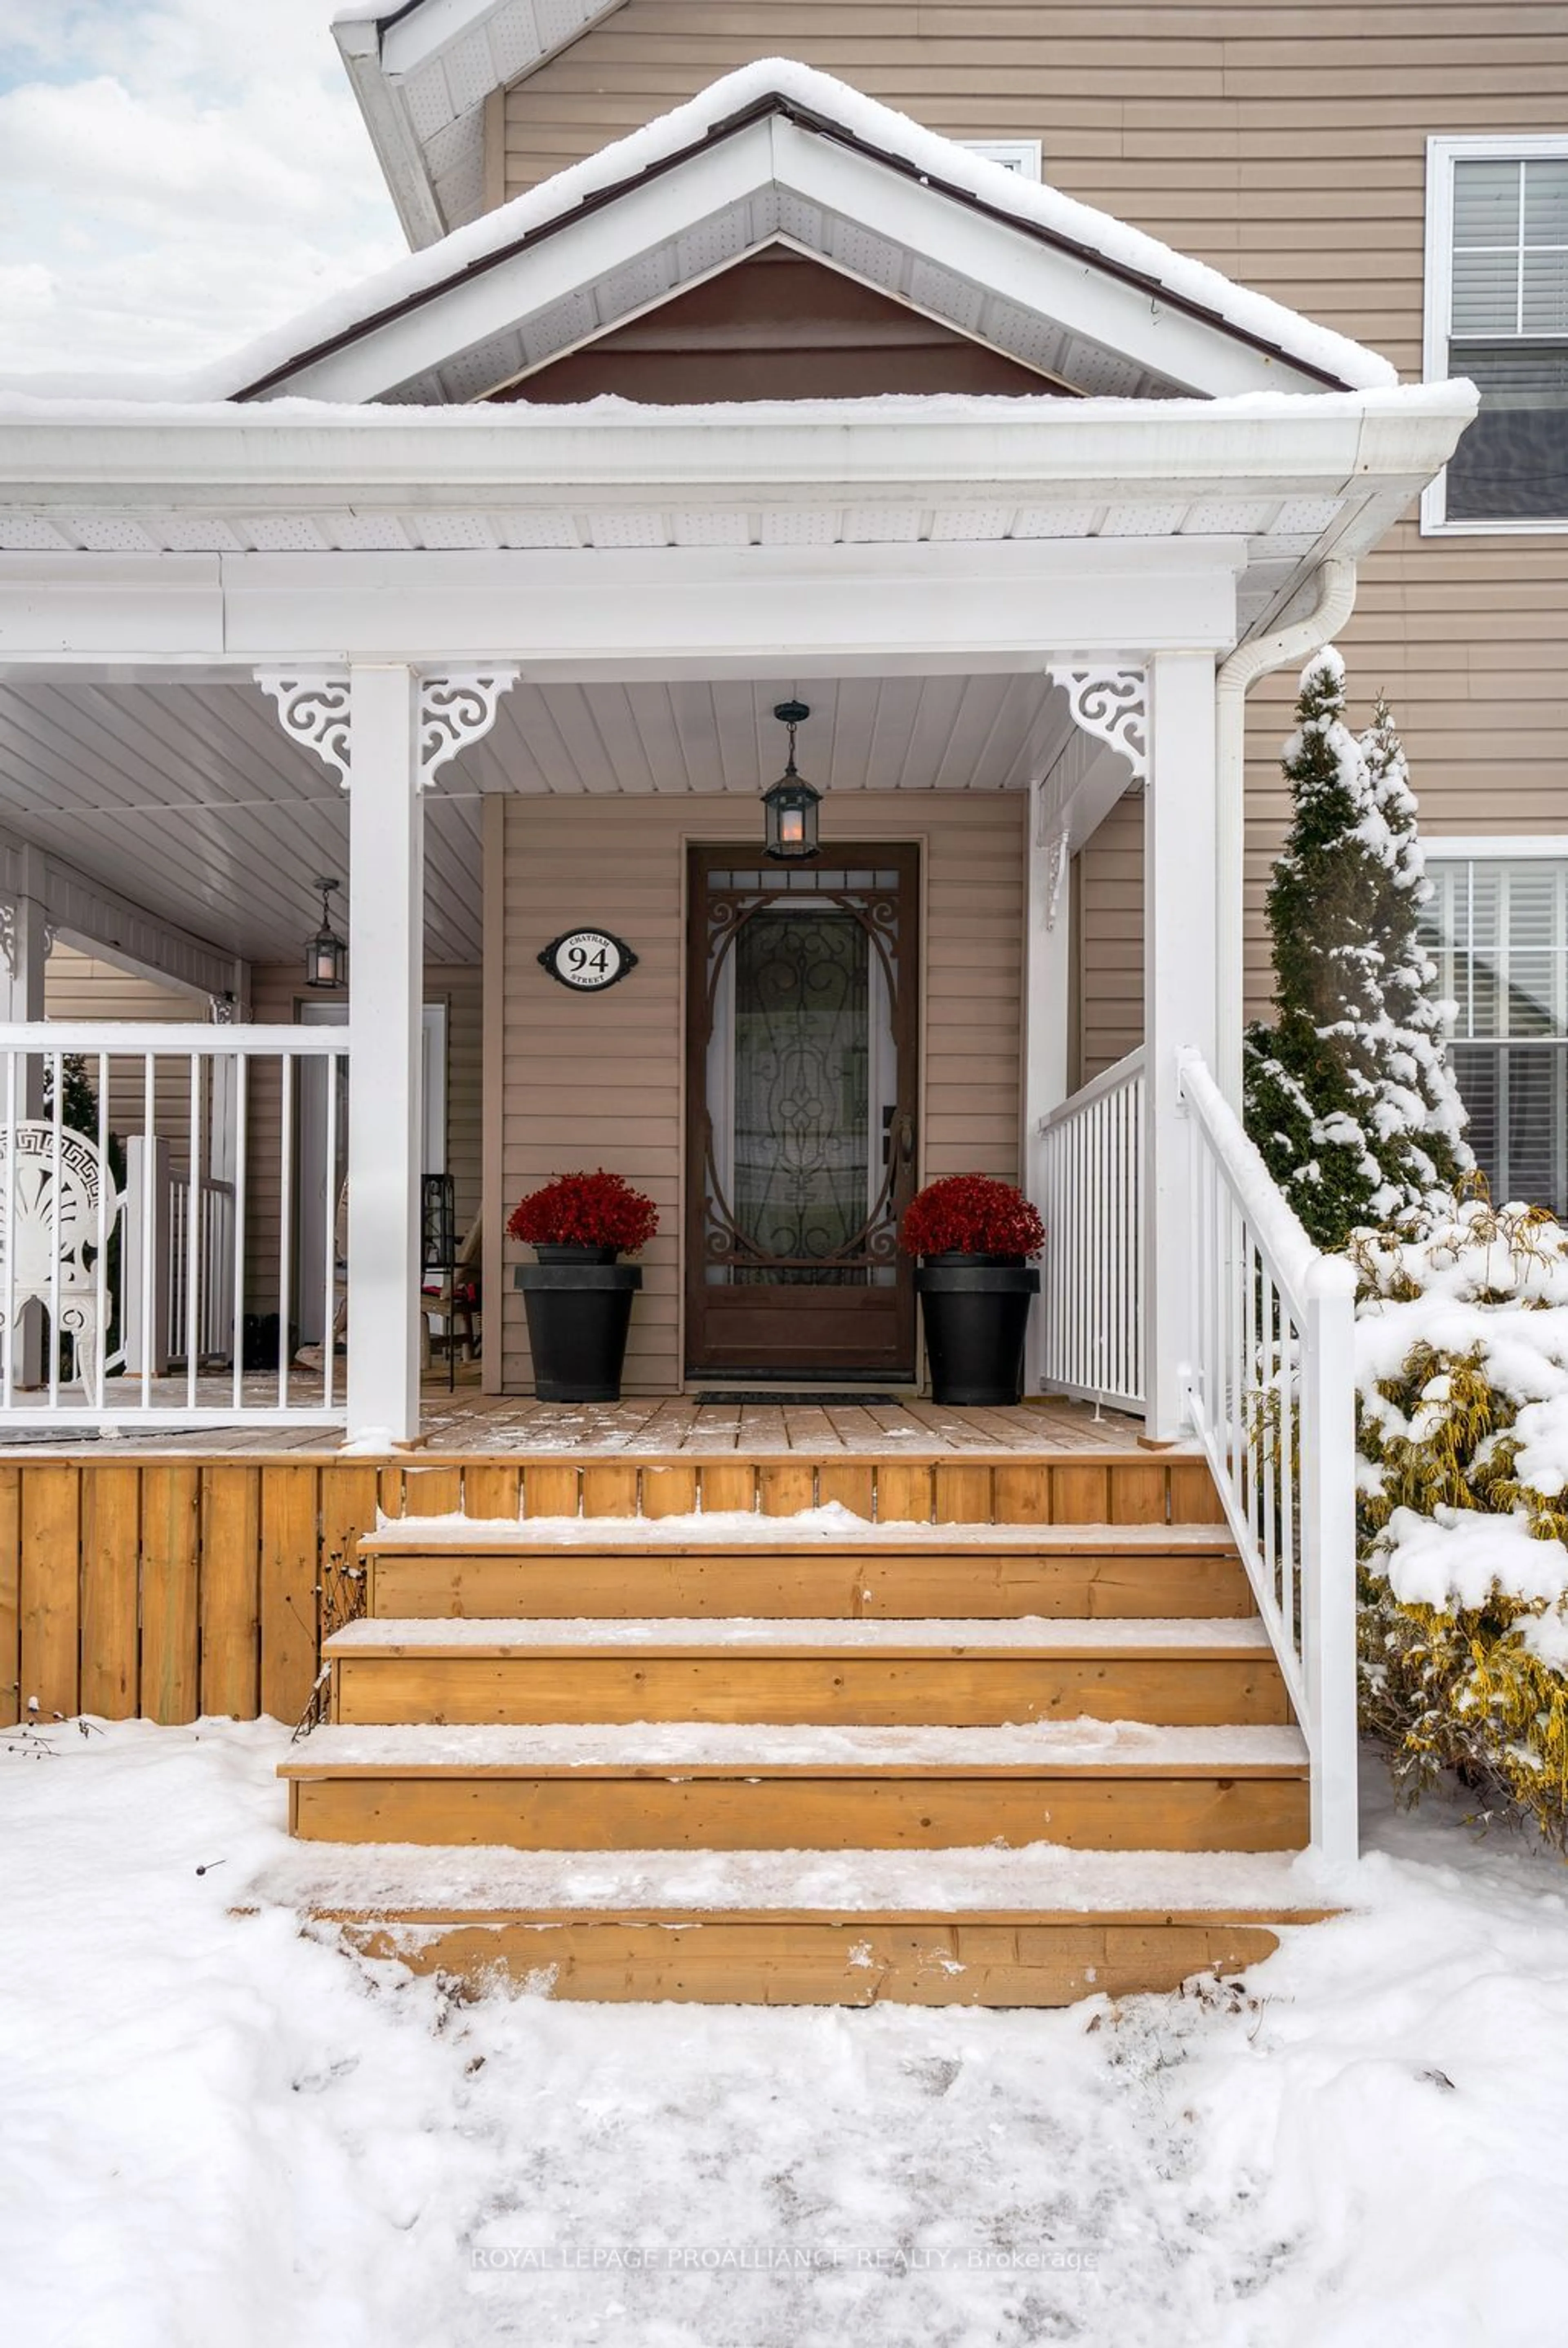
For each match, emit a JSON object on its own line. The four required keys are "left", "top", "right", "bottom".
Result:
{"left": 279, "top": 1721, "right": 1310, "bottom": 1854}
{"left": 247, "top": 1843, "right": 1336, "bottom": 2006}
{"left": 361, "top": 1522, "right": 1254, "bottom": 1622}
{"left": 324, "top": 1615, "right": 1290, "bottom": 1728}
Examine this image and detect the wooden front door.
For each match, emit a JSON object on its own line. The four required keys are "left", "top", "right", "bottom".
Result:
{"left": 685, "top": 845, "right": 920, "bottom": 1378}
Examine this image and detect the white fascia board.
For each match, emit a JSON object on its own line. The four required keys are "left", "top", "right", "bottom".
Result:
{"left": 0, "top": 384, "right": 1478, "bottom": 511}
{"left": 0, "top": 554, "right": 227, "bottom": 660}
{"left": 0, "top": 540, "right": 1241, "bottom": 672}
{"left": 333, "top": 15, "right": 448, "bottom": 251}
{"left": 336, "top": 2, "right": 629, "bottom": 250}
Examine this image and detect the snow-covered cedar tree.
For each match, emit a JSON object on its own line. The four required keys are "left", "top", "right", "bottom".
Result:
{"left": 43, "top": 1052, "right": 101, "bottom": 1143}
{"left": 1352, "top": 1193, "right": 1568, "bottom": 1843}
{"left": 1243, "top": 651, "right": 1470, "bottom": 1250}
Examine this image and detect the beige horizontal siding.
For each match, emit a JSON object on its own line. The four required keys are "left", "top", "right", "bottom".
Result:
{"left": 1074, "top": 797, "right": 1145, "bottom": 1084}
{"left": 496, "top": 790, "right": 1025, "bottom": 1395}
{"left": 496, "top": 4, "right": 1568, "bottom": 1080}
{"left": 42, "top": 945, "right": 209, "bottom": 1164}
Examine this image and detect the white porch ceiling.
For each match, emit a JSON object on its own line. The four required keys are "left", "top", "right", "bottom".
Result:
{"left": 0, "top": 671, "right": 1070, "bottom": 968}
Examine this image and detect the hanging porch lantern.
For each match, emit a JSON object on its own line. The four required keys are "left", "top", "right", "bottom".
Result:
{"left": 762, "top": 700, "right": 821, "bottom": 861}
{"left": 305, "top": 876, "right": 347, "bottom": 990}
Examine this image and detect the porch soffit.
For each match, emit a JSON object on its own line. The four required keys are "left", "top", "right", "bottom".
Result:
{"left": 0, "top": 670, "right": 1078, "bottom": 967}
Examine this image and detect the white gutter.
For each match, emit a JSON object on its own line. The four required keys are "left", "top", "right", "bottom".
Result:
{"left": 0, "top": 384, "right": 1479, "bottom": 506}
{"left": 1213, "top": 555, "right": 1359, "bottom": 1108}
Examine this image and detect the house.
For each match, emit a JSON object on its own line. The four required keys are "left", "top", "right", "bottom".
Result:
{"left": 0, "top": 0, "right": 1542, "bottom": 1997}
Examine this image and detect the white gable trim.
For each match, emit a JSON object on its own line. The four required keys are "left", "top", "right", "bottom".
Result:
{"left": 334, "top": 0, "right": 628, "bottom": 248}
{"left": 250, "top": 114, "right": 1332, "bottom": 407}
{"left": 214, "top": 62, "right": 1394, "bottom": 406}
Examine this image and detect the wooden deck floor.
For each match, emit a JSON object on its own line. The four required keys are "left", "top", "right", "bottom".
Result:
{"left": 0, "top": 1380, "right": 1151, "bottom": 1458}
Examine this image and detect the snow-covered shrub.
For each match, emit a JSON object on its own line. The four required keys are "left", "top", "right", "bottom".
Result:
{"left": 1245, "top": 653, "right": 1469, "bottom": 1251}
{"left": 1353, "top": 1191, "right": 1568, "bottom": 1840}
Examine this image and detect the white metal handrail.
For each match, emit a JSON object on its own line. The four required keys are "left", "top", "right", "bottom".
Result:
{"left": 0, "top": 1023, "right": 349, "bottom": 1428}
{"left": 1177, "top": 1047, "right": 1359, "bottom": 1865}
{"left": 1033, "top": 1047, "right": 1145, "bottom": 1411}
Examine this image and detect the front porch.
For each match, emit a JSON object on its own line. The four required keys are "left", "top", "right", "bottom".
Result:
{"left": 0, "top": 64, "right": 1481, "bottom": 1877}
{"left": 0, "top": 1384, "right": 1139, "bottom": 1457}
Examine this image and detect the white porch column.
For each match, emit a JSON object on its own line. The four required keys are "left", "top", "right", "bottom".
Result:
{"left": 1143, "top": 650, "right": 1219, "bottom": 1442}
{"left": 0, "top": 877, "right": 49, "bottom": 1030}
{"left": 1, "top": 856, "right": 49, "bottom": 1384}
{"left": 257, "top": 662, "right": 517, "bottom": 1445}
{"left": 1022, "top": 785, "right": 1073, "bottom": 1396}
{"left": 345, "top": 662, "right": 425, "bottom": 1447}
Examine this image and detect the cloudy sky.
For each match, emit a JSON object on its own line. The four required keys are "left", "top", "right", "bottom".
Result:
{"left": 0, "top": 1, "right": 405, "bottom": 379}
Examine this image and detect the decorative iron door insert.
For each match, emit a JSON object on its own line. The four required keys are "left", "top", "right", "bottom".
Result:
{"left": 686, "top": 845, "right": 919, "bottom": 1376}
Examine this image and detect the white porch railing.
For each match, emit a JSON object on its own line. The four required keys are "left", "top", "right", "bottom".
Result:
{"left": 1033, "top": 1047, "right": 1145, "bottom": 1411}
{"left": 1177, "top": 1048, "right": 1359, "bottom": 1866}
{"left": 0, "top": 1023, "right": 349, "bottom": 1427}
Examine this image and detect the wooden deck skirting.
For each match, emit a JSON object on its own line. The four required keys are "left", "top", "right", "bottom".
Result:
{"left": 0, "top": 1450, "right": 1224, "bottom": 1729}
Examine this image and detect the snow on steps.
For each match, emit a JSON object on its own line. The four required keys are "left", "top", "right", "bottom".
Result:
{"left": 283, "top": 1719, "right": 1309, "bottom": 1772}
{"left": 329, "top": 1612, "right": 1273, "bottom": 1649}
{"left": 250, "top": 1837, "right": 1339, "bottom": 2009}
{"left": 256, "top": 1836, "right": 1334, "bottom": 1921}
{"left": 271, "top": 1501, "right": 1331, "bottom": 2002}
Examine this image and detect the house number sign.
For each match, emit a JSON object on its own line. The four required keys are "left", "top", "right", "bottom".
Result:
{"left": 538, "top": 928, "right": 639, "bottom": 992}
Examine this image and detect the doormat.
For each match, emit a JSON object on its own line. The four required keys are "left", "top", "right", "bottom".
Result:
{"left": 693, "top": 1391, "right": 898, "bottom": 1407}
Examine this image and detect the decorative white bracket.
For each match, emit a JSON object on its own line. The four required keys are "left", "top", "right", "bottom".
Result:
{"left": 256, "top": 667, "right": 519, "bottom": 791}
{"left": 1047, "top": 667, "right": 1148, "bottom": 789}
{"left": 255, "top": 670, "right": 353, "bottom": 789}
{"left": 418, "top": 669, "right": 519, "bottom": 789}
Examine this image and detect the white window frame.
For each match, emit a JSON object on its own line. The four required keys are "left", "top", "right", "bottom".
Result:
{"left": 1423, "top": 133, "right": 1568, "bottom": 537}
{"left": 1421, "top": 839, "right": 1568, "bottom": 1211}
{"left": 1424, "top": 834, "right": 1568, "bottom": 861}
{"left": 956, "top": 138, "right": 1043, "bottom": 183}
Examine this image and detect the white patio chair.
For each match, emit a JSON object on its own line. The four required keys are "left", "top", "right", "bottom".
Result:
{"left": 0, "top": 1121, "right": 122, "bottom": 1404}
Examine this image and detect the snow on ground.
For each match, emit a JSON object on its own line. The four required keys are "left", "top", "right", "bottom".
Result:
{"left": 4, "top": 1721, "right": 1568, "bottom": 2347}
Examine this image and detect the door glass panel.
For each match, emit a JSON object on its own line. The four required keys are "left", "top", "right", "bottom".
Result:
{"left": 702, "top": 880, "right": 904, "bottom": 1292}
{"left": 731, "top": 909, "right": 868, "bottom": 1284}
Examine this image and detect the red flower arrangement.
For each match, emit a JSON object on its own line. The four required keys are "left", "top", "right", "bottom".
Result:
{"left": 506, "top": 1169, "right": 659, "bottom": 1255}
{"left": 899, "top": 1173, "right": 1044, "bottom": 1259}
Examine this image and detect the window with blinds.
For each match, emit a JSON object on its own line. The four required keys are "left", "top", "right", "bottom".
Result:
{"left": 1429, "top": 144, "right": 1568, "bottom": 525}
{"left": 1421, "top": 857, "right": 1568, "bottom": 1211}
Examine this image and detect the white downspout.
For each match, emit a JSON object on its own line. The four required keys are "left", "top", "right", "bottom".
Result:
{"left": 1214, "top": 556, "right": 1359, "bottom": 1108}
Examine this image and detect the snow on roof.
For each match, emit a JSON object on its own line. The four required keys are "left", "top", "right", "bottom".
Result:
{"left": 187, "top": 59, "right": 1397, "bottom": 404}
{"left": 0, "top": 384, "right": 1470, "bottom": 433}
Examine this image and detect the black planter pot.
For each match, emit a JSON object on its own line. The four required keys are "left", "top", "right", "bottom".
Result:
{"left": 514, "top": 1254, "right": 642, "bottom": 1402}
{"left": 915, "top": 1252, "right": 1040, "bottom": 1407}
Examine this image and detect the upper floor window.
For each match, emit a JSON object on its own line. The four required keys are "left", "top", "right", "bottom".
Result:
{"left": 1424, "top": 137, "right": 1568, "bottom": 532}
{"left": 1420, "top": 847, "right": 1568, "bottom": 1211}
{"left": 956, "top": 138, "right": 1042, "bottom": 183}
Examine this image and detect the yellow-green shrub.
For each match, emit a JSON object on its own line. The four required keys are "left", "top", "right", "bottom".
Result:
{"left": 1352, "top": 1195, "right": 1568, "bottom": 1842}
